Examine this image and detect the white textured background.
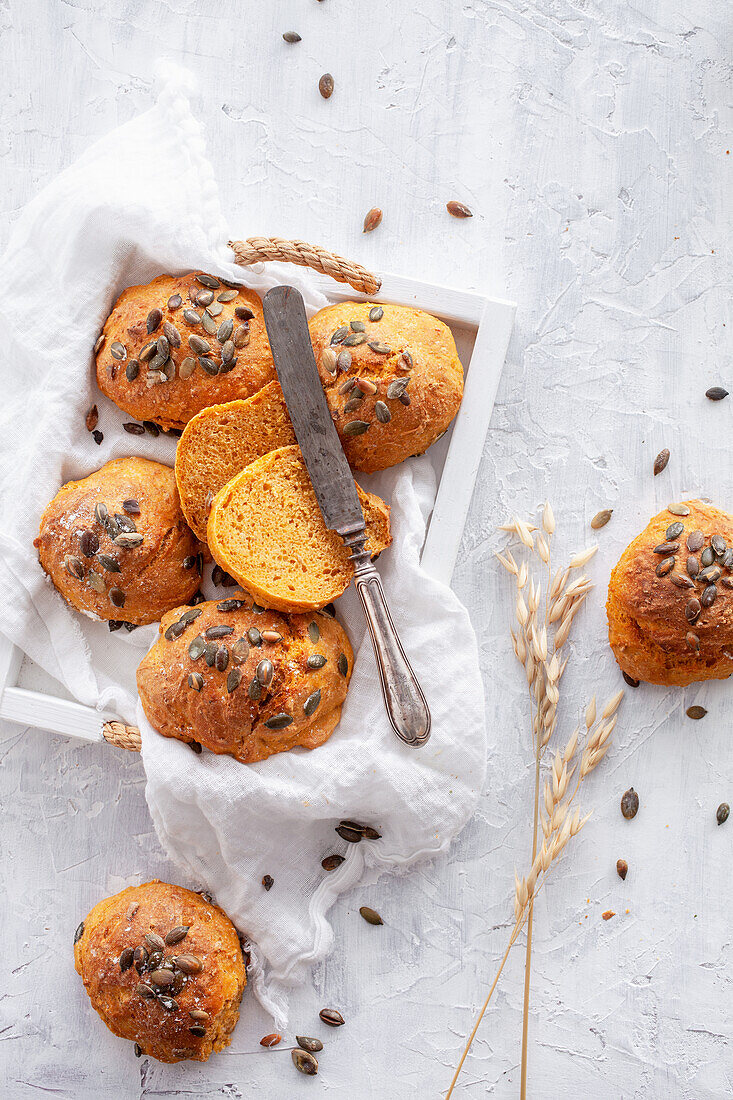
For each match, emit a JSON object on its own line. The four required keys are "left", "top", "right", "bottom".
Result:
{"left": 1, "top": 2, "right": 731, "bottom": 1098}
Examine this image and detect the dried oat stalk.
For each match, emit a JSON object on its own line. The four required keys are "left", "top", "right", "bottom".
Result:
{"left": 446, "top": 505, "right": 623, "bottom": 1099}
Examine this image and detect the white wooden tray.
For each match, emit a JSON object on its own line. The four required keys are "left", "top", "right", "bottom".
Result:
{"left": 0, "top": 270, "right": 515, "bottom": 748}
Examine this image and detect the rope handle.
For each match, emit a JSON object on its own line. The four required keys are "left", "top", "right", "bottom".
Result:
{"left": 229, "top": 237, "right": 382, "bottom": 296}
{"left": 103, "top": 721, "right": 141, "bottom": 752}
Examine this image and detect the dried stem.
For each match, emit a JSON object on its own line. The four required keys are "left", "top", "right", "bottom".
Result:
{"left": 446, "top": 506, "right": 621, "bottom": 1098}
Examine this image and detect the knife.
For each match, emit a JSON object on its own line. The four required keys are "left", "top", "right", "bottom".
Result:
{"left": 262, "top": 285, "right": 431, "bottom": 748}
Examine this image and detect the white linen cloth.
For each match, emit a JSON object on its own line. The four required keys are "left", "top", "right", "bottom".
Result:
{"left": 0, "top": 67, "right": 487, "bottom": 1024}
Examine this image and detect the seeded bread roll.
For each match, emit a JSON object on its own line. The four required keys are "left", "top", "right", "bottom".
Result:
{"left": 607, "top": 500, "right": 733, "bottom": 686}
{"left": 95, "top": 273, "right": 275, "bottom": 430}
{"left": 137, "top": 597, "right": 353, "bottom": 763}
{"left": 207, "top": 445, "right": 392, "bottom": 612}
{"left": 73, "top": 880, "right": 246, "bottom": 1063}
{"left": 36, "top": 457, "right": 201, "bottom": 625}
{"left": 308, "top": 301, "right": 464, "bottom": 472}
{"left": 175, "top": 381, "right": 296, "bottom": 541}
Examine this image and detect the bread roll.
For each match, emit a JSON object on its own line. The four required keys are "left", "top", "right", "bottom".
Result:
{"left": 207, "top": 445, "right": 391, "bottom": 612}
{"left": 308, "top": 301, "right": 463, "bottom": 472}
{"left": 175, "top": 381, "right": 296, "bottom": 541}
{"left": 74, "top": 880, "right": 246, "bottom": 1063}
{"left": 137, "top": 597, "right": 353, "bottom": 763}
{"left": 36, "top": 457, "right": 201, "bottom": 625}
{"left": 607, "top": 499, "right": 733, "bottom": 685}
{"left": 95, "top": 273, "right": 275, "bottom": 430}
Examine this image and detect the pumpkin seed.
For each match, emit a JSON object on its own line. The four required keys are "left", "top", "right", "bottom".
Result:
{"left": 688, "top": 529, "right": 705, "bottom": 551}
{"left": 122, "top": 422, "right": 145, "bottom": 436}
{"left": 94, "top": 334, "right": 105, "bottom": 354}
{"left": 248, "top": 677, "right": 262, "bottom": 701}
{"left": 109, "top": 587, "right": 125, "bottom": 607}
{"left": 204, "top": 642, "right": 217, "bottom": 667}
{"left": 135, "top": 982, "right": 154, "bottom": 998}
{"left": 247, "top": 627, "right": 262, "bottom": 646}
{"left": 350, "top": 320, "right": 366, "bottom": 333}
{"left": 319, "top": 1008, "right": 345, "bottom": 1027}
{"left": 318, "top": 72, "right": 334, "bottom": 99}
{"left": 217, "top": 318, "right": 234, "bottom": 343}
{"left": 168, "top": 293, "right": 182, "bottom": 309}
{"left": 686, "top": 705, "right": 707, "bottom": 720}
{"left": 399, "top": 392, "right": 411, "bottom": 406}
{"left": 399, "top": 350, "right": 413, "bottom": 369}
{"left": 189, "top": 1025, "right": 207, "bottom": 1038}
{"left": 339, "top": 377, "right": 356, "bottom": 395}
{"left": 189, "top": 1009, "right": 209, "bottom": 1022}
{"left": 706, "top": 386, "right": 729, "bottom": 401}
{"left": 220, "top": 340, "right": 235, "bottom": 365}
{"left": 668, "top": 503, "right": 690, "bottom": 516}
{"left": 264, "top": 713, "right": 293, "bottom": 730}
{"left": 292, "top": 1048, "right": 319, "bottom": 1075}
{"left": 256, "top": 659, "right": 274, "bottom": 686}
{"left": 158, "top": 996, "right": 179, "bottom": 1012}
{"left": 110, "top": 341, "right": 127, "bottom": 361}
{"left": 337, "top": 349, "right": 352, "bottom": 372}
{"left": 322, "top": 347, "right": 338, "bottom": 373}
{"left": 321, "top": 854, "right": 345, "bottom": 871}
{"left": 686, "top": 632, "right": 700, "bottom": 652}
{"left": 183, "top": 309, "right": 201, "bottom": 326}
{"left": 197, "top": 274, "right": 220, "bottom": 289}
{"left": 685, "top": 597, "right": 701, "bottom": 623}
{"left": 174, "top": 953, "right": 203, "bottom": 975}
{"left": 447, "top": 200, "right": 473, "bottom": 218}
{"left": 686, "top": 555, "right": 700, "bottom": 578}
{"left": 114, "top": 532, "right": 144, "bottom": 549}
{"left": 670, "top": 574, "right": 694, "bottom": 589}
{"left": 215, "top": 645, "right": 229, "bottom": 671}
{"left": 653, "top": 448, "right": 670, "bottom": 475}
{"left": 665, "top": 521, "right": 684, "bottom": 540}
{"left": 717, "top": 802, "right": 730, "bottom": 825}
{"left": 150, "top": 968, "right": 174, "bottom": 989}
{"left": 620, "top": 788, "right": 639, "bottom": 819}
{"left": 119, "top": 947, "right": 134, "bottom": 971}
{"left": 653, "top": 541, "right": 679, "bottom": 554}
{"left": 343, "top": 332, "right": 367, "bottom": 347}
{"left": 355, "top": 377, "right": 378, "bottom": 395}
{"left": 165, "top": 926, "right": 190, "bottom": 946}
{"left": 188, "top": 672, "right": 204, "bottom": 691}
{"left": 308, "top": 621, "right": 320, "bottom": 643}
{"left": 712, "top": 534, "right": 727, "bottom": 556}
{"left": 233, "top": 324, "right": 250, "bottom": 348}
{"left": 622, "top": 671, "right": 640, "bottom": 687}
{"left": 701, "top": 584, "right": 717, "bottom": 608}
{"left": 699, "top": 564, "right": 721, "bottom": 583}
{"left": 189, "top": 636, "right": 205, "bottom": 660}
{"left": 331, "top": 326, "right": 348, "bottom": 345}
{"left": 92, "top": 429, "right": 103, "bottom": 445}
{"left": 344, "top": 420, "right": 370, "bottom": 436}
{"left": 296, "top": 1036, "right": 323, "bottom": 1053}
{"left": 304, "top": 689, "right": 321, "bottom": 717}
{"left": 307, "top": 654, "right": 327, "bottom": 669}
{"left": 217, "top": 289, "right": 239, "bottom": 302}
{"left": 386, "top": 378, "right": 409, "bottom": 400}
{"left": 227, "top": 667, "right": 242, "bottom": 693}
{"left": 591, "top": 509, "right": 612, "bottom": 530}
{"left": 359, "top": 906, "right": 383, "bottom": 926}
{"left": 369, "top": 306, "right": 384, "bottom": 322}
{"left": 261, "top": 629, "right": 283, "bottom": 644}
{"left": 344, "top": 396, "right": 364, "bottom": 414}
{"left": 165, "top": 620, "right": 187, "bottom": 641}
{"left": 616, "top": 859, "right": 628, "bottom": 880}
{"left": 368, "top": 341, "right": 391, "bottom": 355}
{"left": 701, "top": 547, "right": 715, "bottom": 567}
{"left": 235, "top": 306, "right": 254, "bottom": 321}
{"left": 205, "top": 624, "right": 234, "bottom": 640}
{"left": 335, "top": 824, "right": 362, "bottom": 843}
{"left": 338, "top": 653, "right": 349, "bottom": 676}
{"left": 73, "top": 921, "right": 85, "bottom": 945}
{"left": 374, "top": 401, "right": 392, "bottom": 424}
{"left": 260, "top": 1033, "right": 282, "bottom": 1048}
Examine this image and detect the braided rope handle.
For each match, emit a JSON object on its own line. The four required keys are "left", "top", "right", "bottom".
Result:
{"left": 103, "top": 721, "right": 141, "bottom": 752}
{"left": 229, "top": 237, "right": 382, "bottom": 296}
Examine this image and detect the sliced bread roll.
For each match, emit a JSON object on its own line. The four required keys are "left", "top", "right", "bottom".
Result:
{"left": 175, "top": 381, "right": 296, "bottom": 541}
{"left": 207, "top": 445, "right": 392, "bottom": 612}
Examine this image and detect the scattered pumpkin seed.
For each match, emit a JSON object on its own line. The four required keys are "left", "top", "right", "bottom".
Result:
{"left": 322, "top": 854, "right": 345, "bottom": 871}
{"left": 717, "top": 802, "right": 730, "bottom": 825}
{"left": 591, "top": 509, "right": 613, "bottom": 530}
{"left": 292, "top": 1048, "right": 319, "bottom": 1075}
{"left": 616, "top": 859, "right": 628, "bottom": 880}
{"left": 653, "top": 448, "right": 670, "bottom": 475}
{"left": 621, "top": 788, "right": 639, "bottom": 819}
{"left": 335, "top": 824, "right": 362, "bottom": 843}
{"left": 363, "top": 207, "right": 383, "bottom": 232}
{"left": 319, "top": 1008, "right": 345, "bottom": 1027}
{"left": 359, "top": 906, "right": 383, "bottom": 925}
{"left": 319, "top": 72, "right": 334, "bottom": 99}
{"left": 706, "top": 386, "right": 728, "bottom": 400}
{"left": 296, "top": 1036, "right": 323, "bottom": 1053}
{"left": 686, "top": 705, "right": 707, "bottom": 720}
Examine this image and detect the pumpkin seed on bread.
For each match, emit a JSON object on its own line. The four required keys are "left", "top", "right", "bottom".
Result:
{"left": 207, "top": 445, "right": 391, "bottom": 612}
{"left": 175, "top": 381, "right": 296, "bottom": 541}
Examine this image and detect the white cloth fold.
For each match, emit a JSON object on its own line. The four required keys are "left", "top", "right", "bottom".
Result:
{"left": 0, "top": 66, "right": 487, "bottom": 1024}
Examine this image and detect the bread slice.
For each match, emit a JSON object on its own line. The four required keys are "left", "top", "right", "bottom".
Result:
{"left": 175, "top": 381, "right": 296, "bottom": 541}
{"left": 207, "top": 445, "right": 392, "bottom": 611}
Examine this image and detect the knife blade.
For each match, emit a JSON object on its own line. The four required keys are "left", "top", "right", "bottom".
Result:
{"left": 262, "top": 285, "right": 431, "bottom": 748}
{"left": 262, "top": 285, "right": 364, "bottom": 537}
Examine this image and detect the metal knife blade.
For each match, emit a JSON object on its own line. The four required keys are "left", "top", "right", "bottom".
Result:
{"left": 262, "top": 285, "right": 364, "bottom": 535}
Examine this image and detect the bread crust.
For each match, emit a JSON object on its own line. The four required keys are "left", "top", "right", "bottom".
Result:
{"left": 137, "top": 598, "right": 353, "bottom": 763}
{"left": 607, "top": 499, "right": 733, "bottom": 685}
{"left": 37, "top": 457, "right": 201, "bottom": 625}
{"left": 74, "top": 880, "right": 246, "bottom": 1063}
{"left": 309, "top": 301, "right": 464, "bottom": 472}
{"left": 206, "top": 445, "right": 392, "bottom": 612}
{"left": 175, "top": 381, "right": 296, "bottom": 541}
{"left": 95, "top": 273, "right": 275, "bottom": 430}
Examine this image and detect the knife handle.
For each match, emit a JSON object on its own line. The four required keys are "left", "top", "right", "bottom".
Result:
{"left": 345, "top": 537, "right": 431, "bottom": 748}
